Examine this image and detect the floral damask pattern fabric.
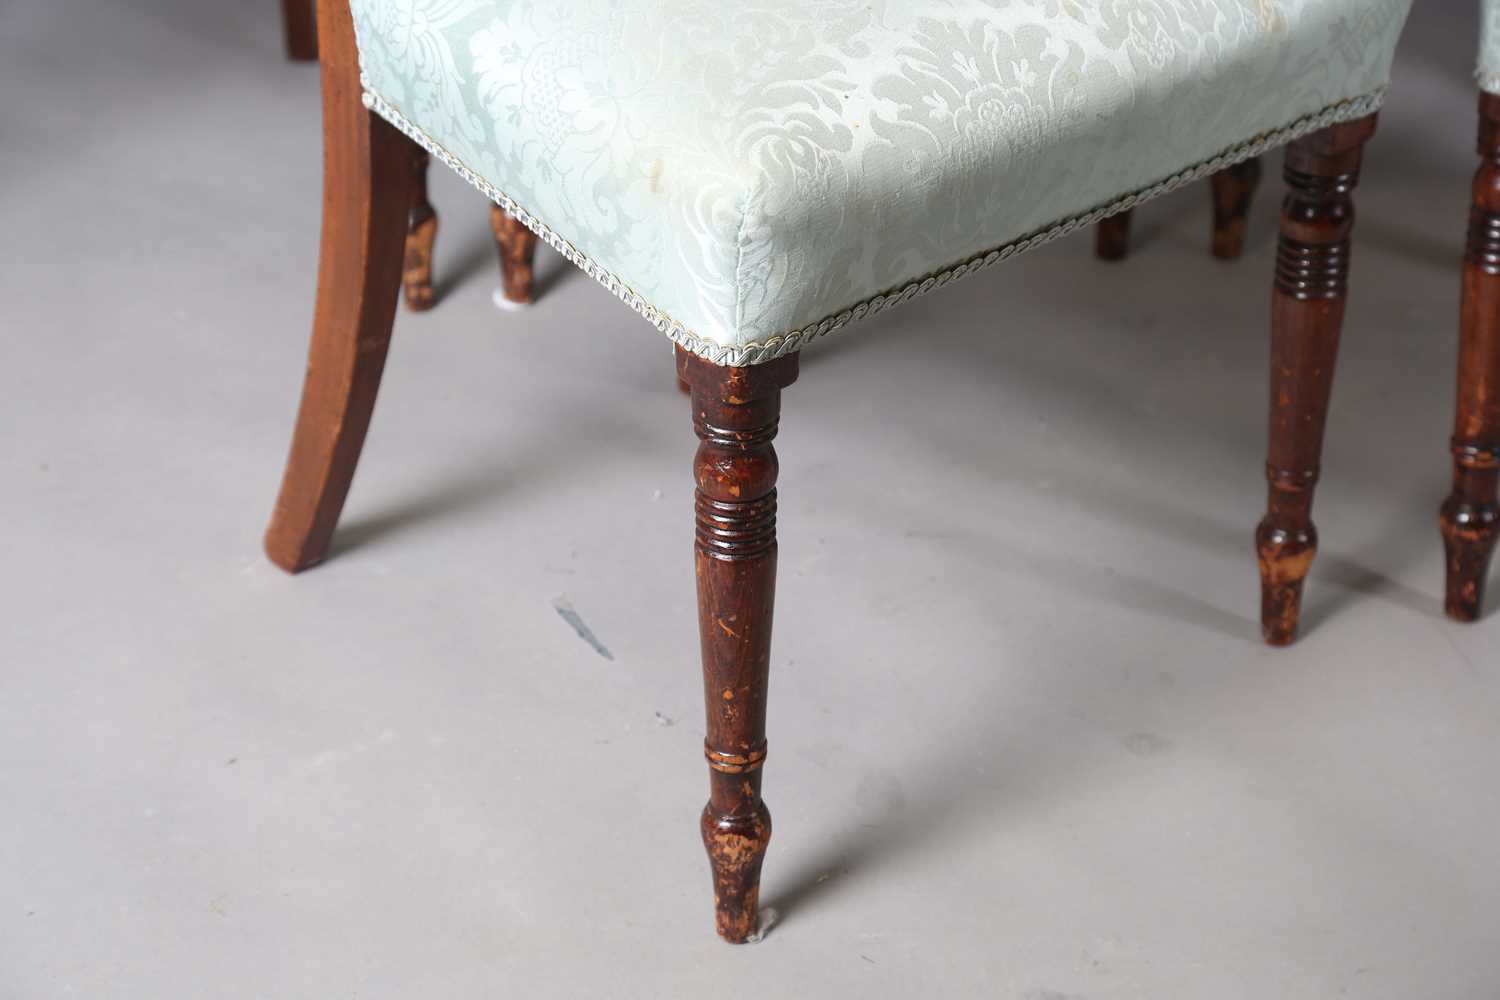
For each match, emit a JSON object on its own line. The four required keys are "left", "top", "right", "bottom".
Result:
{"left": 351, "top": 0, "right": 1412, "bottom": 359}
{"left": 1482, "top": 0, "right": 1500, "bottom": 94}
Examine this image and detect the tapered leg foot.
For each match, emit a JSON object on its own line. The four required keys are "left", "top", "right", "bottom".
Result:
{"left": 677, "top": 346, "right": 799, "bottom": 943}
{"left": 1257, "top": 116, "right": 1377, "bottom": 644}
{"left": 265, "top": 0, "right": 413, "bottom": 573}
{"left": 1210, "top": 157, "right": 1262, "bottom": 259}
{"left": 402, "top": 150, "right": 438, "bottom": 311}
{"left": 281, "top": 0, "right": 317, "bottom": 61}
{"left": 1256, "top": 515, "right": 1316, "bottom": 646}
{"left": 1096, "top": 209, "right": 1132, "bottom": 260}
{"left": 1441, "top": 493, "right": 1498, "bottom": 621}
{"left": 700, "top": 802, "right": 772, "bottom": 942}
{"left": 1441, "top": 93, "right": 1500, "bottom": 622}
{"left": 491, "top": 206, "right": 539, "bottom": 305}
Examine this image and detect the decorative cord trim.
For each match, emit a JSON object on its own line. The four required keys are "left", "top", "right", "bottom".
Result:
{"left": 1480, "top": 69, "right": 1500, "bottom": 96}
{"left": 361, "top": 85, "right": 1385, "bottom": 368}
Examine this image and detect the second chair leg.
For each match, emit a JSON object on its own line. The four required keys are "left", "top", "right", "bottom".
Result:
{"left": 265, "top": 0, "right": 414, "bottom": 572}
{"left": 1441, "top": 93, "right": 1500, "bottom": 622}
{"left": 1256, "top": 115, "right": 1378, "bottom": 645}
{"left": 1095, "top": 209, "right": 1132, "bottom": 260}
{"left": 1210, "top": 157, "right": 1262, "bottom": 259}
{"left": 491, "top": 206, "right": 539, "bottom": 305}
{"left": 677, "top": 346, "right": 799, "bottom": 943}
{"left": 402, "top": 150, "right": 438, "bottom": 311}
{"left": 281, "top": 0, "right": 317, "bottom": 61}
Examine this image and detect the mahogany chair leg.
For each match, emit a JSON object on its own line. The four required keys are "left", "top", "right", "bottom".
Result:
{"left": 1095, "top": 209, "right": 1132, "bottom": 260}
{"left": 1210, "top": 157, "right": 1262, "bottom": 259}
{"left": 491, "top": 206, "right": 539, "bottom": 305}
{"left": 280, "top": 0, "right": 317, "bottom": 61}
{"left": 676, "top": 346, "right": 799, "bottom": 943}
{"left": 1256, "top": 115, "right": 1378, "bottom": 645}
{"left": 1441, "top": 93, "right": 1500, "bottom": 622}
{"left": 402, "top": 150, "right": 438, "bottom": 311}
{"left": 264, "top": 0, "right": 415, "bottom": 573}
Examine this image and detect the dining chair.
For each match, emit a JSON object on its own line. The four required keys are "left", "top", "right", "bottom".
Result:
{"left": 266, "top": 0, "right": 1413, "bottom": 942}
{"left": 1441, "top": 3, "right": 1500, "bottom": 622}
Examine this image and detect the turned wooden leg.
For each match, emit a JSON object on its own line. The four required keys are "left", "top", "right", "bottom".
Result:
{"left": 491, "top": 206, "right": 539, "bottom": 305}
{"left": 281, "top": 0, "right": 317, "bottom": 61}
{"left": 1256, "top": 116, "right": 1377, "bottom": 645}
{"left": 1441, "top": 93, "right": 1500, "bottom": 622}
{"left": 264, "top": 0, "right": 413, "bottom": 573}
{"left": 1210, "top": 157, "right": 1262, "bottom": 259}
{"left": 402, "top": 150, "right": 438, "bottom": 311}
{"left": 1096, "top": 209, "right": 1132, "bottom": 260}
{"left": 676, "top": 346, "right": 799, "bottom": 943}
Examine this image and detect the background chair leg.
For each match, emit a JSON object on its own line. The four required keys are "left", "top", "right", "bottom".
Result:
{"left": 1256, "top": 116, "right": 1378, "bottom": 645}
{"left": 676, "top": 346, "right": 799, "bottom": 943}
{"left": 1095, "top": 209, "right": 1132, "bottom": 260}
{"left": 491, "top": 206, "right": 539, "bottom": 306}
{"left": 402, "top": 150, "right": 438, "bottom": 311}
{"left": 264, "top": 0, "right": 414, "bottom": 573}
{"left": 1210, "top": 157, "right": 1262, "bottom": 259}
{"left": 1441, "top": 93, "right": 1500, "bottom": 622}
{"left": 280, "top": 0, "right": 317, "bottom": 61}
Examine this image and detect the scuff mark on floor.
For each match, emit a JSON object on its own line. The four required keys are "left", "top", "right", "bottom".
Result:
{"left": 552, "top": 596, "right": 614, "bottom": 661}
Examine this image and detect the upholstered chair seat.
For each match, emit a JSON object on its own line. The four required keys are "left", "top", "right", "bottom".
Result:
{"left": 352, "top": 0, "right": 1408, "bottom": 364}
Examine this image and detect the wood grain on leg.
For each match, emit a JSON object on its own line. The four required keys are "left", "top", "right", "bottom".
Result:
{"left": 1441, "top": 93, "right": 1500, "bottom": 622}
{"left": 402, "top": 149, "right": 438, "bottom": 311}
{"left": 264, "top": 0, "right": 414, "bottom": 573}
{"left": 281, "top": 0, "right": 317, "bottom": 61}
{"left": 1210, "top": 157, "right": 1262, "bottom": 259}
{"left": 1095, "top": 209, "right": 1132, "bottom": 260}
{"left": 1256, "top": 116, "right": 1377, "bottom": 645}
{"left": 491, "top": 206, "right": 539, "bottom": 305}
{"left": 676, "top": 346, "right": 799, "bottom": 943}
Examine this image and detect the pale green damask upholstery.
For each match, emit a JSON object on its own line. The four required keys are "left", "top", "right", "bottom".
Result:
{"left": 1483, "top": 0, "right": 1500, "bottom": 94}
{"left": 351, "top": 0, "right": 1412, "bottom": 365}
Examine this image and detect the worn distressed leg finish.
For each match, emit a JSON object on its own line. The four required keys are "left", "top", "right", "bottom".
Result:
{"left": 1210, "top": 157, "right": 1262, "bottom": 259}
{"left": 1095, "top": 209, "right": 1132, "bottom": 260}
{"left": 281, "top": 0, "right": 317, "bottom": 61}
{"left": 1256, "top": 115, "right": 1377, "bottom": 645}
{"left": 491, "top": 206, "right": 539, "bottom": 305}
{"left": 264, "top": 0, "right": 414, "bottom": 573}
{"left": 401, "top": 150, "right": 438, "bottom": 311}
{"left": 676, "top": 346, "right": 798, "bottom": 944}
{"left": 1441, "top": 93, "right": 1500, "bottom": 622}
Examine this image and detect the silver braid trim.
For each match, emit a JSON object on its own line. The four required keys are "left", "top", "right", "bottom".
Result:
{"left": 361, "top": 85, "right": 1384, "bottom": 368}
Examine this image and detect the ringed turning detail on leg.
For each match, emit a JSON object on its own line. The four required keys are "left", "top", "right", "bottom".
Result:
{"left": 1256, "top": 115, "right": 1377, "bottom": 645}
{"left": 677, "top": 346, "right": 798, "bottom": 943}
{"left": 1441, "top": 92, "right": 1500, "bottom": 622}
